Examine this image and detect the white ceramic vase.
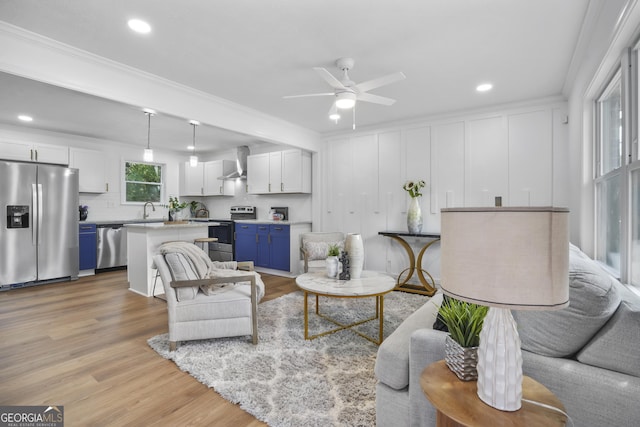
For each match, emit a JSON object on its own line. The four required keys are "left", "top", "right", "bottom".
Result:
{"left": 326, "top": 256, "right": 339, "bottom": 278}
{"left": 407, "top": 197, "right": 423, "bottom": 234}
{"left": 345, "top": 233, "right": 364, "bottom": 279}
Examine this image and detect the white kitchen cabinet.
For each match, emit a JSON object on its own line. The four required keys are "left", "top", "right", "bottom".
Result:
{"left": 181, "top": 160, "right": 236, "bottom": 196}
{"left": 247, "top": 149, "right": 311, "bottom": 194}
{"left": 69, "top": 147, "right": 108, "bottom": 193}
{"left": 181, "top": 162, "right": 205, "bottom": 196}
{"left": 203, "top": 160, "right": 235, "bottom": 196}
{"left": 0, "top": 140, "right": 69, "bottom": 165}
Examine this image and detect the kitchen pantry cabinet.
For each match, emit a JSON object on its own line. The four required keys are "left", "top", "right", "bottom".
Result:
{"left": 69, "top": 147, "right": 108, "bottom": 193}
{"left": 181, "top": 160, "right": 236, "bottom": 196}
{"left": 246, "top": 149, "right": 311, "bottom": 194}
{"left": 0, "top": 140, "right": 69, "bottom": 165}
{"left": 234, "top": 223, "right": 291, "bottom": 271}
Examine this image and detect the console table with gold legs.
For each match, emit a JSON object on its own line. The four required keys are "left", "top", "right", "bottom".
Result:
{"left": 378, "top": 231, "right": 440, "bottom": 296}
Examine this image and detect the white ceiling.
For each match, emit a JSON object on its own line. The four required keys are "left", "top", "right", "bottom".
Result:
{"left": 0, "top": 0, "right": 591, "bottom": 154}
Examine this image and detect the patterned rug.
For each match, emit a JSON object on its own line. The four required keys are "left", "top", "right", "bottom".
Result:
{"left": 148, "top": 290, "right": 429, "bottom": 427}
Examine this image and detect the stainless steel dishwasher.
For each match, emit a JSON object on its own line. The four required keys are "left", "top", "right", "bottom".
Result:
{"left": 96, "top": 224, "right": 127, "bottom": 270}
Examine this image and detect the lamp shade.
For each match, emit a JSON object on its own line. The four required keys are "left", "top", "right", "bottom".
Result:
{"left": 440, "top": 207, "right": 569, "bottom": 310}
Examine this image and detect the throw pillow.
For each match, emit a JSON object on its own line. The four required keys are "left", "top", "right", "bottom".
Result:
{"left": 577, "top": 299, "right": 640, "bottom": 377}
{"left": 303, "top": 240, "right": 344, "bottom": 261}
{"left": 513, "top": 246, "right": 622, "bottom": 357}
{"left": 164, "top": 252, "right": 199, "bottom": 301}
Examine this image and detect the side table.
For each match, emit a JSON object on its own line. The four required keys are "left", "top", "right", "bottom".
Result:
{"left": 420, "top": 360, "right": 567, "bottom": 427}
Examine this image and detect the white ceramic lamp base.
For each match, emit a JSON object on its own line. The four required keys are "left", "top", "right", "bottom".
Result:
{"left": 476, "top": 307, "right": 523, "bottom": 411}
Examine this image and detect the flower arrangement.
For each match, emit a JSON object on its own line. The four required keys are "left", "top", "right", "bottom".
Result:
{"left": 403, "top": 180, "right": 426, "bottom": 198}
{"left": 167, "top": 196, "right": 188, "bottom": 211}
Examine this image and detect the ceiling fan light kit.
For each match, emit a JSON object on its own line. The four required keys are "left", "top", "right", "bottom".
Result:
{"left": 335, "top": 92, "right": 357, "bottom": 109}
{"left": 284, "top": 57, "right": 405, "bottom": 126}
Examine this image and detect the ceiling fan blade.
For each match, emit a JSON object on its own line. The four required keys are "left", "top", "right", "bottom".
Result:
{"left": 355, "top": 71, "right": 406, "bottom": 93}
{"left": 313, "top": 67, "right": 346, "bottom": 90}
{"left": 357, "top": 92, "right": 396, "bottom": 106}
{"left": 283, "top": 92, "right": 334, "bottom": 99}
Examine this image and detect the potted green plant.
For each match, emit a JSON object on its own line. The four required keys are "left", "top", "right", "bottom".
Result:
{"left": 326, "top": 243, "right": 341, "bottom": 278}
{"left": 437, "top": 297, "right": 488, "bottom": 381}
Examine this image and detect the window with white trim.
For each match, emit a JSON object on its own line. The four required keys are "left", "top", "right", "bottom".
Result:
{"left": 122, "top": 161, "right": 165, "bottom": 204}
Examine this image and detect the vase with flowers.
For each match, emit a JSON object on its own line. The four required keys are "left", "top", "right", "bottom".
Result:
{"left": 166, "top": 196, "right": 188, "bottom": 221}
{"left": 403, "top": 180, "right": 425, "bottom": 234}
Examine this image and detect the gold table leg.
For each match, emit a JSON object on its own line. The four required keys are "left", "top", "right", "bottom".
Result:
{"left": 303, "top": 293, "right": 387, "bottom": 345}
{"left": 387, "top": 235, "right": 439, "bottom": 296}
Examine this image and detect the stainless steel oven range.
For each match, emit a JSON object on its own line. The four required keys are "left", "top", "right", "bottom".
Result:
{"left": 208, "top": 206, "right": 256, "bottom": 261}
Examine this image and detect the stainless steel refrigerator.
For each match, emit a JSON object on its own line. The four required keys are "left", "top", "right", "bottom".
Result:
{"left": 0, "top": 161, "right": 79, "bottom": 290}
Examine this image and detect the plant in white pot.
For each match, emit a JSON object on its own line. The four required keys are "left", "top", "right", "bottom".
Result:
{"left": 437, "top": 297, "right": 488, "bottom": 381}
{"left": 326, "top": 244, "right": 341, "bottom": 278}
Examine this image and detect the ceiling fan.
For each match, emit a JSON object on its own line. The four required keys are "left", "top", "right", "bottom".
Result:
{"left": 284, "top": 57, "right": 406, "bottom": 122}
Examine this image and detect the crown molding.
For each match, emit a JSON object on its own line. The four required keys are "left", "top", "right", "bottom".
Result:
{"left": 0, "top": 21, "right": 322, "bottom": 152}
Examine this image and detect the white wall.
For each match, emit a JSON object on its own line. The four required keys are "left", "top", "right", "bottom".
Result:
{"left": 318, "top": 99, "right": 569, "bottom": 284}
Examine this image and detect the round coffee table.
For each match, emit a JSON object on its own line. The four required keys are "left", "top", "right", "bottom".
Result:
{"left": 295, "top": 270, "right": 395, "bottom": 345}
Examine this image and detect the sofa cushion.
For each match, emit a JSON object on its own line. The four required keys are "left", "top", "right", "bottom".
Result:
{"left": 164, "top": 252, "right": 199, "bottom": 301}
{"left": 577, "top": 296, "right": 640, "bottom": 377}
{"left": 513, "top": 245, "right": 622, "bottom": 357}
{"left": 375, "top": 293, "right": 443, "bottom": 390}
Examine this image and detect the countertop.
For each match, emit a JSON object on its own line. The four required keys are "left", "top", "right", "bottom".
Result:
{"left": 234, "top": 219, "right": 312, "bottom": 225}
{"left": 125, "top": 222, "right": 214, "bottom": 230}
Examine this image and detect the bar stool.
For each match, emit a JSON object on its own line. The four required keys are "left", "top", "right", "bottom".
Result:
{"left": 194, "top": 237, "right": 218, "bottom": 252}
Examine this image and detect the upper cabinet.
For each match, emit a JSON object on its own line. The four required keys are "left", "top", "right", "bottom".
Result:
{"left": 69, "top": 147, "right": 108, "bottom": 193}
{"left": 247, "top": 149, "right": 311, "bottom": 194}
{"left": 181, "top": 160, "right": 236, "bottom": 197}
{"left": 0, "top": 140, "right": 69, "bottom": 165}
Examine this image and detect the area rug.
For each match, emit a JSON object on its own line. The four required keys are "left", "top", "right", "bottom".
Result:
{"left": 148, "top": 290, "right": 430, "bottom": 427}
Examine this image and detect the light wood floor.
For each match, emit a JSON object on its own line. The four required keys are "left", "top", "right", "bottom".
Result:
{"left": 0, "top": 270, "right": 298, "bottom": 426}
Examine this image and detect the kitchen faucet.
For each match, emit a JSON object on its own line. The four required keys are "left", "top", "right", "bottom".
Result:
{"left": 143, "top": 201, "right": 155, "bottom": 219}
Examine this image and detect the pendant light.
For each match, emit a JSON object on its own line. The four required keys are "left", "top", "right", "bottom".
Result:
{"left": 189, "top": 120, "right": 200, "bottom": 167}
{"left": 143, "top": 109, "right": 155, "bottom": 162}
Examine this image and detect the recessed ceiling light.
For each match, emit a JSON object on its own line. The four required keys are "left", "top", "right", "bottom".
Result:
{"left": 18, "top": 115, "right": 33, "bottom": 122}
{"left": 128, "top": 19, "right": 151, "bottom": 34}
{"left": 476, "top": 83, "right": 493, "bottom": 92}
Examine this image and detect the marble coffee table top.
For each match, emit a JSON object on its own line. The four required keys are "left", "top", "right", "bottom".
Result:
{"left": 296, "top": 271, "right": 395, "bottom": 297}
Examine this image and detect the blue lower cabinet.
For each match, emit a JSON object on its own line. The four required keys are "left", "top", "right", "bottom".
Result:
{"left": 79, "top": 223, "right": 97, "bottom": 270}
{"left": 234, "top": 223, "right": 290, "bottom": 271}
{"left": 269, "top": 224, "right": 290, "bottom": 271}
{"left": 235, "top": 223, "right": 257, "bottom": 262}
{"left": 256, "top": 225, "right": 270, "bottom": 268}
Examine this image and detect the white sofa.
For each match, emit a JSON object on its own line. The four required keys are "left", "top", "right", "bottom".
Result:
{"left": 375, "top": 245, "right": 640, "bottom": 427}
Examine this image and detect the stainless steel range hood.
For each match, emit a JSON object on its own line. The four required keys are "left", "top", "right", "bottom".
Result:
{"left": 219, "top": 146, "right": 249, "bottom": 180}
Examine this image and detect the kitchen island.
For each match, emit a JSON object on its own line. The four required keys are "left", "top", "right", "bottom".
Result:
{"left": 126, "top": 222, "right": 210, "bottom": 297}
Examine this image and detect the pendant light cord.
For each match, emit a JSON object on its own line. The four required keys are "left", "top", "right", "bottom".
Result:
{"left": 146, "top": 112, "right": 152, "bottom": 150}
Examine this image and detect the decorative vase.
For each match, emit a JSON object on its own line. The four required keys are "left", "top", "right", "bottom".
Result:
{"left": 407, "top": 197, "right": 423, "bottom": 234}
{"left": 326, "top": 256, "right": 339, "bottom": 278}
{"left": 345, "top": 233, "right": 364, "bottom": 279}
{"left": 444, "top": 335, "right": 479, "bottom": 381}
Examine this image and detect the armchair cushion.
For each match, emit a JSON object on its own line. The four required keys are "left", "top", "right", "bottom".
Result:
{"left": 303, "top": 240, "right": 344, "bottom": 260}
{"left": 164, "top": 252, "right": 199, "bottom": 301}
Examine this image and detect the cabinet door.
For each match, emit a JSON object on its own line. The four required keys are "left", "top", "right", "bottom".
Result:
{"left": 182, "top": 162, "right": 204, "bottom": 196}
{"left": 247, "top": 153, "right": 270, "bottom": 194}
{"left": 0, "top": 140, "right": 32, "bottom": 162}
{"left": 282, "top": 149, "right": 311, "bottom": 193}
{"left": 269, "top": 151, "right": 283, "bottom": 193}
{"left": 70, "top": 148, "right": 107, "bottom": 193}
{"left": 33, "top": 144, "right": 69, "bottom": 165}
{"left": 256, "top": 225, "right": 270, "bottom": 267}
{"left": 269, "top": 224, "right": 290, "bottom": 271}
{"left": 79, "top": 224, "right": 97, "bottom": 270}
{"left": 203, "top": 161, "right": 235, "bottom": 196}
{"left": 234, "top": 223, "right": 257, "bottom": 262}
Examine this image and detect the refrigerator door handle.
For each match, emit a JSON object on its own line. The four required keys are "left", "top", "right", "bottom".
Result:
{"left": 37, "top": 183, "right": 43, "bottom": 245}
{"left": 32, "top": 183, "right": 38, "bottom": 245}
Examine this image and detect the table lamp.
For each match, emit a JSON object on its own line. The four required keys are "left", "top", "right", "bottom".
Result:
{"left": 440, "top": 207, "right": 569, "bottom": 411}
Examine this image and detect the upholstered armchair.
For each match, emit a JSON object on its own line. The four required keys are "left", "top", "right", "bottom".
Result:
{"left": 153, "top": 242, "right": 265, "bottom": 351}
{"left": 299, "top": 232, "right": 345, "bottom": 273}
